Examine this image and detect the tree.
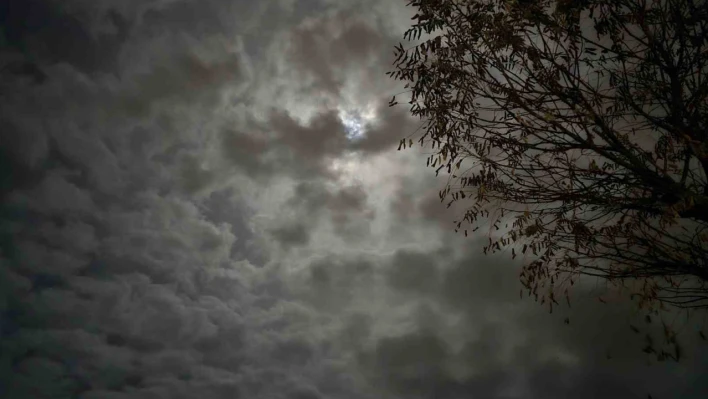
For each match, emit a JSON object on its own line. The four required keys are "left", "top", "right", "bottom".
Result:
{"left": 388, "top": 0, "right": 708, "bottom": 322}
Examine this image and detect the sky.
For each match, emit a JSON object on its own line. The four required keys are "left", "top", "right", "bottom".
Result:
{"left": 1, "top": 0, "right": 707, "bottom": 398}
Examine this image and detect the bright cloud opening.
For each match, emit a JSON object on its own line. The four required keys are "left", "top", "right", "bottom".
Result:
{"left": 338, "top": 104, "right": 377, "bottom": 140}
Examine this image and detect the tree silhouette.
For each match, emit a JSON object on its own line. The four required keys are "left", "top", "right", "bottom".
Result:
{"left": 388, "top": 0, "right": 708, "bottom": 319}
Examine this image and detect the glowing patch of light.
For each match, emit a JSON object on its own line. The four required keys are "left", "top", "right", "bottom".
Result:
{"left": 338, "top": 105, "right": 377, "bottom": 140}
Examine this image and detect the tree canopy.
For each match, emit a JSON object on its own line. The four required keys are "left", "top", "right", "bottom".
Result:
{"left": 389, "top": 0, "right": 708, "bottom": 326}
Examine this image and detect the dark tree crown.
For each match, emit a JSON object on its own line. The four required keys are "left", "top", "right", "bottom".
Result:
{"left": 389, "top": 0, "right": 708, "bottom": 350}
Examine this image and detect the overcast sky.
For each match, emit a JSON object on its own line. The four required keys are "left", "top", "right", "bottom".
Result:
{"left": 1, "top": 0, "right": 707, "bottom": 398}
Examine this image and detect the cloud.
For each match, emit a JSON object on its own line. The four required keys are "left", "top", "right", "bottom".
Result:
{"left": 0, "top": 0, "right": 129, "bottom": 74}
{"left": 1, "top": 1, "right": 707, "bottom": 399}
{"left": 285, "top": 10, "right": 385, "bottom": 95}
{"left": 269, "top": 223, "right": 311, "bottom": 249}
{"left": 220, "top": 129, "right": 273, "bottom": 179}
{"left": 385, "top": 249, "right": 440, "bottom": 295}
{"left": 350, "top": 101, "right": 420, "bottom": 154}
{"left": 367, "top": 331, "right": 450, "bottom": 395}
{"left": 254, "top": 179, "right": 376, "bottom": 253}
{"left": 360, "top": 240, "right": 708, "bottom": 399}
{"left": 300, "top": 255, "right": 375, "bottom": 313}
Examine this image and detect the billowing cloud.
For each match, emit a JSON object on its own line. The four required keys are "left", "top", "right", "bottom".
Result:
{"left": 1, "top": 1, "right": 707, "bottom": 399}
{"left": 0, "top": 0, "right": 128, "bottom": 74}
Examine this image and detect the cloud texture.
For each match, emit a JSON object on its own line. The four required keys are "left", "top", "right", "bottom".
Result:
{"left": 1, "top": 1, "right": 707, "bottom": 399}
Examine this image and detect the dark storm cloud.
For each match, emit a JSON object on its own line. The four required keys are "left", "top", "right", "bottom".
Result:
{"left": 369, "top": 240, "right": 708, "bottom": 399}
{"left": 269, "top": 223, "right": 312, "bottom": 249}
{"left": 0, "top": 59, "right": 47, "bottom": 84}
{"left": 289, "top": 386, "right": 323, "bottom": 399}
{"left": 116, "top": 52, "right": 243, "bottom": 117}
{"left": 220, "top": 109, "right": 358, "bottom": 182}
{"left": 201, "top": 188, "right": 267, "bottom": 266}
{"left": 141, "top": 0, "right": 234, "bottom": 37}
{"left": 1, "top": 188, "right": 280, "bottom": 398}
{"left": 286, "top": 9, "right": 385, "bottom": 94}
{"left": 273, "top": 180, "right": 375, "bottom": 243}
{"left": 3, "top": 1, "right": 708, "bottom": 399}
{"left": 286, "top": 180, "right": 370, "bottom": 217}
{"left": 0, "top": 115, "right": 50, "bottom": 199}
{"left": 211, "top": 4, "right": 416, "bottom": 185}
{"left": 255, "top": 110, "right": 355, "bottom": 179}
{"left": 350, "top": 101, "right": 419, "bottom": 154}
{"left": 367, "top": 332, "right": 450, "bottom": 395}
{"left": 220, "top": 128, "right": 273, "bottom": 179}
{"left": 0, "top": 1, "right": 357, "bottom": 398}
{"left": 272, "top": 110, "right": 348, "bottom": 160}
{"left": 219, "top": 101, "right": 412, "bottom": 187}
{"left": 337, "top": 312, "right": 373, "bottom": 350}
{"left": 0, "top": 0, "right": 129, "bottom": 74}
{"left": 274, "top": 4, "right": 416, "bottom": 159}
{"left": 385, "top": 249, "right": 440, "bottom": 295}
{"left": 302, "top": 255, "right": 375, "bottom": 312}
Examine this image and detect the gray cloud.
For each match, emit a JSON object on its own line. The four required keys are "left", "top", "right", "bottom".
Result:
{"left": 259, "top": 180, "right": 376, "bottom": 247}
{"left": 286, "top": 9, "right": 386, "bottom": 95}
{"left": 269, "top": 223, "right": 311, "bottom": 249}
{"left": 0, "top": 0, "right": 129, "bottom": 74}
{"left": 386, "top": 249, "right": 440, "bottom": 295}
{"left": 361, "top": 240, "right": 708, "bottom": 399}
{"left": 350, "top": 101, "right": 420, "bottom": 154}
{"left": 1, "top": 1, "right": 707, "bottom": 399}
{"left": 220, "top": 128, "right": 273, "bottom": 179}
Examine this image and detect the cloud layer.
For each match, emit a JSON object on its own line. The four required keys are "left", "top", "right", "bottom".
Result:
{"left": 1, "top": 1, "right": 707, "bottom": 399}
